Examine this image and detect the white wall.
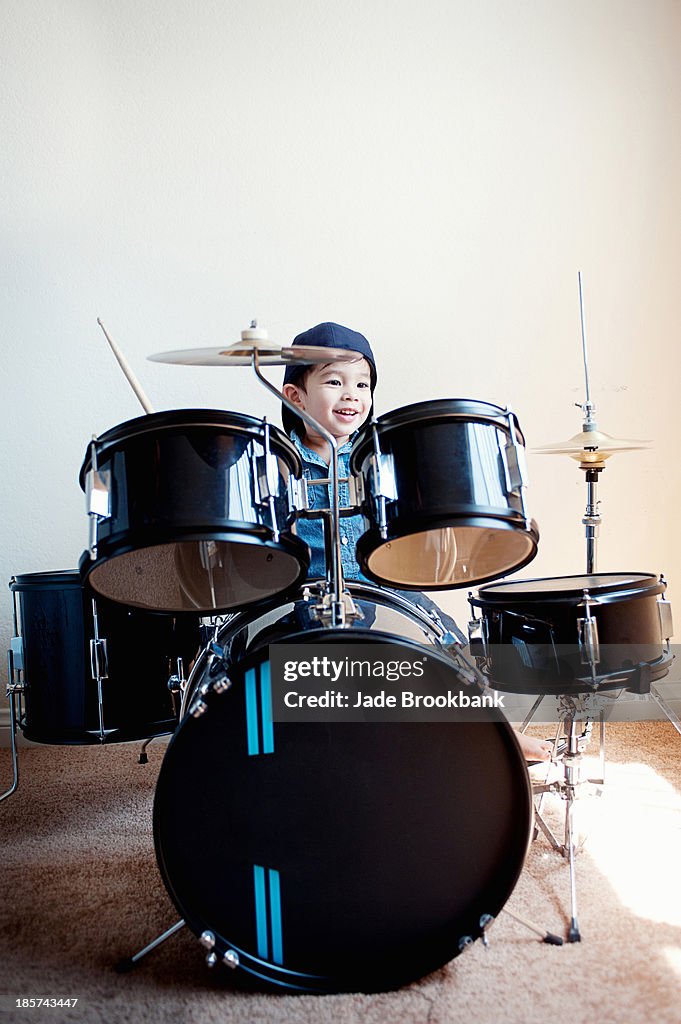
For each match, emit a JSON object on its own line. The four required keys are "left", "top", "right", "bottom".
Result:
{"left": 2, "top": 1, "right": 680, "bottom": 736}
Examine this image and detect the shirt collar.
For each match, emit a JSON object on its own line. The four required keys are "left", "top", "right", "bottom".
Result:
{"left": 290, "top": 429, "right": 356, "bottom": 466}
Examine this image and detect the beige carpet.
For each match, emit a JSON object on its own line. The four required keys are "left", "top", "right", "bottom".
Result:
{"left": 1, "top": 722, "right": 680, "bottom": 1024}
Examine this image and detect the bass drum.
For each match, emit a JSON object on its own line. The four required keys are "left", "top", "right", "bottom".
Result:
{"left": 154, "top": 583, "right": 533, "bottom": 994}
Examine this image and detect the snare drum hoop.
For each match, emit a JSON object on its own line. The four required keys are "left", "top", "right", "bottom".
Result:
{"left": 472, "top": 572, "right": 665, "bottom": 608}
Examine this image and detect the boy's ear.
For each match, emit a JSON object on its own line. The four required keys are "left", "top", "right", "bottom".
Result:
{"left": 283, "top": 382, "right": 305, "bottom": 408}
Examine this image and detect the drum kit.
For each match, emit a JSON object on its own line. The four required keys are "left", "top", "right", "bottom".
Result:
{"left": 1, "top": 290, "right": 676, "bottom": 992}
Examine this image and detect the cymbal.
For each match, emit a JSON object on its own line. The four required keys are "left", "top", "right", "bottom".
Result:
{"left": 533, "top": 428, "right": 650, "bottom": 466}
{"left": 148, "top": 337, "right": 356, "bottom": 368}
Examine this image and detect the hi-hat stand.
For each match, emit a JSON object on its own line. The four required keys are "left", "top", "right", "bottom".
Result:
{"left": 522, "top": 272, "right": 662, "bottom": 941}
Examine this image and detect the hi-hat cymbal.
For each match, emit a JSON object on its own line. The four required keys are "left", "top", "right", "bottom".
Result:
{"left": 533, "top": 428, "right": 650, "bottom": 466}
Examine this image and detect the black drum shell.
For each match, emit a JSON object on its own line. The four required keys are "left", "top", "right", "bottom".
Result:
{"left": 78, "top": 410, "right": 310, "bottom": 614}
{"left": 9, "top": 570, "right": 200, "bottom": 744}
{"left": 153, "top": 585, "right": 533, "bottom": 993}
{"left": 471, "top": 572, "right": 671, "bottom": 694}
{"left": 350, "top": 399, "right": 539, "bottom": 590}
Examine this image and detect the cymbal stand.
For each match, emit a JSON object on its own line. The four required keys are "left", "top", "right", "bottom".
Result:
{"left": 574, "top": 277, "right": 679, "bottom": 736}
{"left": 576, "top": 270, "right": 605, "bottom": 575}
{"left": 582, "top": 467, "right": 603, "bottom": 575}
{"left": 251, "top": 347, "right": 350, "bottom": 627}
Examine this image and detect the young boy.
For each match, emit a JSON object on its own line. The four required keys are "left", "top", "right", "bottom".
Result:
{"left": 282, "top": 321, "right": 550, "bottom": 762}
{"left": 282, "top": 322, "right": 376, "bottom": 582}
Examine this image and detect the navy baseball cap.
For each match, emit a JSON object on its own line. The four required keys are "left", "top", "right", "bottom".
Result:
{"left": 282, "top": 322, "right": 377, "bottom": 437}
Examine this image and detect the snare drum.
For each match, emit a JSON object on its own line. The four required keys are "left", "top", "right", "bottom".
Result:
{"left": 79, "top": 410, "right": 310, "bottom": 614}
{"left": 469, "top": 572, "right": 673, "bottom": 695}
{"left": 350, "top": 399, "right": 539, "bottom": 590}
{"left": 9, "top": 570, "right": 200, "bottom": 744}
{"left": 154, "top": 583, "right": 532, "bottom": 993}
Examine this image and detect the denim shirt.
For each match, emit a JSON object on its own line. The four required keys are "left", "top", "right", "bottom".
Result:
{"left": 290, "top": 430, "right": 368, "bottom": 581}
{"left": 289, "top": 431, "right": 466, "bottom": 643}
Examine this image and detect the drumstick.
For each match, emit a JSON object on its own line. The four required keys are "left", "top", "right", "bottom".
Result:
{"left": 97, "top": 318, "right": 155, "bottom": 414}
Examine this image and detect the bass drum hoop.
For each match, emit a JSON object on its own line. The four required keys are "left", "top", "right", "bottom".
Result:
{"left": 179, "top": 580, "right": 449, "bottom": 715}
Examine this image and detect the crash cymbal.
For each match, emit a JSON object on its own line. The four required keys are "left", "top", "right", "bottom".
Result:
{"left": 149, "top": 326, "right": 356, "bottom": 367}
{"left": 533, "top": 428, "right": 650, "bottom": 466}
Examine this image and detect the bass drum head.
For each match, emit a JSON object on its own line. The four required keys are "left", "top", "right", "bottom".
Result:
{"left": 154, "top": 627, "right": 532, "bottom": 993}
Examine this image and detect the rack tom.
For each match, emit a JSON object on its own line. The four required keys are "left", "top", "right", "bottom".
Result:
{"left": 79, "top": 410, "right": 310, "bottom": 614}
{"left": 350, "top": 399, "right": 539, "bottom": 590}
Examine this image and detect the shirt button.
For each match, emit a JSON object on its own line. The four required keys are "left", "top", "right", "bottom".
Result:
{"left": 341, "top": 536, "right": 349, "bottom": 545}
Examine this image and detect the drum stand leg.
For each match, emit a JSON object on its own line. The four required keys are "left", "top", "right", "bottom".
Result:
{"left": 0, "top": 690, "right": 20, "bottom": 803}
{"left": 519, "top": 693, "right": 546, "bottom": 732}
{"left": 588, "top": 711, "right": 606, "bottom": 786}
{"left": 565, "top": 784, "right": 581, "bottom": 943}
{"left": 532, "top": 713, "right": 590, "bottom": 942}
{"left": 650, "top": 684, "right": 681, "bottom": 739}
{"left": 115, "top": 919, "right": 186, "bottom": 973}
{"left": 138, "top": 736, "right": 158, "bottom": 765}
{"left": 501, "top": 907, "right": 563, "bottom": 945}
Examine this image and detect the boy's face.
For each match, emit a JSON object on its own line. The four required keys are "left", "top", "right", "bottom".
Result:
{"left": 283, "top": 357, "right": 372, "bottom": 446}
